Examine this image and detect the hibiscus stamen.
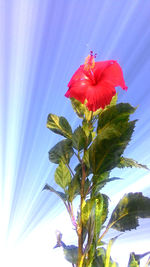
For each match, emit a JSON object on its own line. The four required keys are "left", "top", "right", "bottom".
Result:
{"left": 84, "top": 51, "right": 97, "bottom": 84}
{"left": 84, "top": 51, "right": 97, "bottom": 71}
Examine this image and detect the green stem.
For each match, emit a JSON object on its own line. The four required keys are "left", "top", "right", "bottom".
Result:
{"left": 68, "top": 202, "right": 77, "bottom": 229}
{"left": 74, "top": 150, "right": 82, "bottom": 163}
{"left": 66, "top": 163, "right": 75, "bottom": 177}
{"left": 78, "top": 160, "right": 86, "bottom": 266}
{"left": 98, "top": 212, "right": 128, "bottom": 243}
{"left": 98, "top": 225, "right": 111, "bottom": 243}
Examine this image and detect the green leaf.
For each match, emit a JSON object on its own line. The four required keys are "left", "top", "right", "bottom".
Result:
{"left": 85, "top": 178, "right": 91, "bottom": 195}
{"left": 108, "top": 94, "right": 118, "bottom": 107}
{"left": 85, "top": 109, "right": 92, "bottom": 121}
{"left": 128, "top": 252, "right": 150, "bottom": 267}
{"left": 92, "top": 172, "right": 110, "bottom": 187}
{"left": 85, "top": 213, "right": 95, "bottom": 255}
{"left": 83, "top": 149, "right": 90, "bottom": 168}
{"left": 100, "top": 194, "right": 109, "bottom": 225}
{"left": 92, "top": 177, "right": 121, "bottom": 196}
{"left": 55, "top": 161, "right": 71, "bottom": 189}
{"left": 89, "top": 247, "right": 119, "bottom": 267}
{"left": 91, "top": 247, "right": 106, "bottom": 267}
{"left": 97, "top": 103, "right": 136, "bottom": 133}
{"left": 71, "top": 98, "right": 86, "bottom": 118}
{"left": 72, "top": 126, "right": 87, "bottom": 151}
{"left": 93, "top": 108, "right": 103, "bottom": 117}
{"left": 105, "top": 235, "right": 120, "bottom": 267}
{"left": 91, "top": 171, "right": 121, "bottom": 196}
{"left": 63, "top": 245, "right": 78, "bottom": 265}
{"left": 74, "top": 162, "right": 91, "bottom": 178}
{"left": 82, "top": 198, "right": 95, "bottom": 225}
{"left": 128, "top": 253, "right": 140, "bottom": 267}
{"left": 85, "top": 243, "right": 95, "bottom": 267}
{"left": 118, "top": 157, "right": 149, "bottom": 170}
{"left": 74, "top": 163, "right": 82, "bottom": 175}
{"left": 89, "top": 116, "right": 136, "bottom": 174}
{"left": 67, "top": 173, "right": 80, "bottom": 202}
{"left": 71, "top": 98, "right": 93, "bottom": 121}
{"left": 42, "top": 184, "right": 67, "bottom": 202}
{"left": 108, "top": 192, "right": 150, "bottom": 232}
{"left": 82, "top": 225, "right": 88, "bottom": 244}
{"left": 49, "top": 139, "right": 74, "bottom": 164}
{"left": 47, "top": 113, "right": 72, "bottom": 139}
{"left": 94, "top": 194, "right": 107, "bottom": 242}
{"left": 96, "top": 239, "right": 106, "bottom": 247}
{"left": 84, "top": 194, "right": 109, "bottom": 252}
{"left": 82, "top": 119, "right": 93, "bottom": 142}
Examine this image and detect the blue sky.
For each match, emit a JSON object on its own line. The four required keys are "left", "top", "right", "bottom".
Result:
{"left": 0, "top": 0, "right": 150, "bottom": 266}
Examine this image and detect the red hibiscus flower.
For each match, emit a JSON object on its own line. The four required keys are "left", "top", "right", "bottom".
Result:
{"left": 65, "top": 51, "right": 127, "bottom": 112}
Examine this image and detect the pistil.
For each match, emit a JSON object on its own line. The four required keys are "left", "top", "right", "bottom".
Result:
{"left": 84, "top": 51, "right": 97, "bottom": 85}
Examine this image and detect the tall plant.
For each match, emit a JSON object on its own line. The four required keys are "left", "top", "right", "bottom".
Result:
{"left": 43, "top": 52, "right": 150, "bottom": 267}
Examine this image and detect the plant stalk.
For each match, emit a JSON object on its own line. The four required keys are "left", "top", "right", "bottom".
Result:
{"left": 98, "top": 212, "right": 128, "bottom": 243}
{"left": 78, "top": 160, "right": 86, "bottom": 266}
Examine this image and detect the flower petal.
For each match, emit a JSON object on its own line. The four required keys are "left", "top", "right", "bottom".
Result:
{"left": 65, "top": 78, "right": 91, "bottom": 104}
{"left": 65, "top": 65, "right": 92, "bottom": 103}
{"left": 65, "top": 57, "right": 127, "bottom": 112}
{"left": 86, "top": 81, "right": 116, "bottom": 111}
{"left": 68, "top": 65, "right": 88, "bottom": 87}
{"left": 99, "top": 61, "right": 128, "bottom": 90}
{"left": 93, "top": 60, "right": 116, "bottom": 81}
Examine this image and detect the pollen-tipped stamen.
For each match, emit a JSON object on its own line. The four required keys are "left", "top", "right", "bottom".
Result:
{"left": 84, "top": 51, "right": 97, "bottom": 84}
{"left": 84, "top": 51, "right": 97, "bottom": 71}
